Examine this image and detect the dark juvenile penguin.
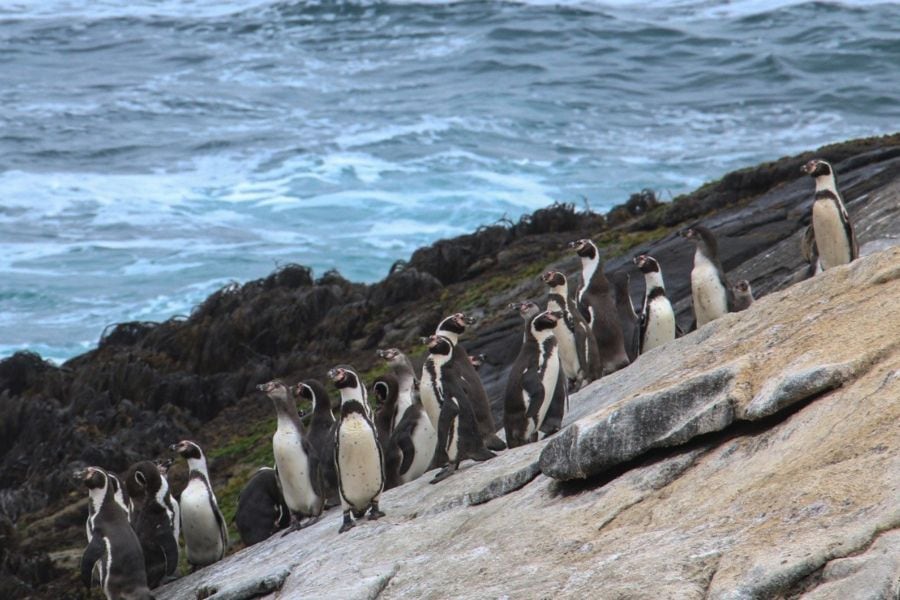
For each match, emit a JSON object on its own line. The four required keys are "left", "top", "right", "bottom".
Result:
{"left": 376, "top": 348, "right": 418, "bottom": 433}
{"left": 86, "top": 470, "right": 130, "bottom": 544}
{"left": 541, "top": 271, "right": 602, "bottom": 389}
{"left": 372, "top": 374, "right": 403, "bottom": 490}
{"left": 124, "top": 461, "right": 179, "bottom": 587}
{"left": 235, "top": 467, "right": 290, "bottom": 546}
{"left": 681, "top": 226, "right": 732, "bottom": 328}
{"left": 79, "top": 466, "right": 154, "bottom": 600}
{"left": 569, "top": 239, "right": 630, "bottom": 374}
{"left": 295, "top": 379, "right": 339, "bottom": 507}
{"left": 258, "top": 379, "right": 324, "bottom": 532}
{"left": 425, "top": 335, "right": 496, "bottom": 483}
{"left": 732, "top": 280, "right": 754, "bottom": 312}
{"left": 327, "top": 365, "right": 386, "bottom": 534}
{"left": 504, "top": 310, "right": 567, "bottom": 448}
{"left": 170, "top": 440, "right": 227, "bottom": 569}
{"left": 435, "top": 313, "right": 506, "bottom": 451}
{"left": 633, "top": 254, "right": 676, "bottom": 354}
{"left": 610, "top": 271, "right": 641, "bottom": 363}
{"left": 801, "top": 158, "right": 858, "bottom": 271}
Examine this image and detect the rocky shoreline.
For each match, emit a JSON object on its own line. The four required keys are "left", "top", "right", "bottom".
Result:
{"left": 1, "top": 133, "right": 898, "bottom": 598}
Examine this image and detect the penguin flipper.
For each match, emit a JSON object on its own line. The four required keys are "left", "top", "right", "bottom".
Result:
{"left": 395, "top": 432, "right": 416, "bottom": 476}
{"left": 522, "top": 370, "right": 545, "bottom": 421}
{"left": 80, "top": 535, "right": 104, "bottom": 588}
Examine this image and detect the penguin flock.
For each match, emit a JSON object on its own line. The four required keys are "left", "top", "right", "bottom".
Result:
{"left": 75, "top": 158, "right": 856, "bottom": 599}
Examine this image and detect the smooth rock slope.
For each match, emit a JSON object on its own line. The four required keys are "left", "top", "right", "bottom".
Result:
{"left": 158, "top": 247, "right": 900, "bottom": 600}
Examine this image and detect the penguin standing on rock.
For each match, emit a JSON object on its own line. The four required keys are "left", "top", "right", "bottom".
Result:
{"left": 504, "top": 310, "right": 567, "bottom": 448}
{"left": 541, "top": 271, "right": 602, "bottom": 389}
{"left": 376, "top": 348, "right": 418, "bottom": 432}
{"left": 424, "top": 335, "right": 496, "bottom": 483}
{"left": 681, "top": 226, "right": 733, "bottom": 329}
{"left": 375, "top": 373, "right": 437, "bottom": 487}
{"left": 78, "top": 466, "right": 154, "bottom": 600}
{"left": 732, "top": 280, "right": 754, "bottom": 312}
{"left": 435, "top": 313, "right": 506, "bottom": 451}
{"left": 372, "top": 374, "right": 403, "bottom": 490}
{"left": 235, "top": 467, "right": 290, "bottom": 546}
{"left": 170, "top": 440, "right": 227, "bottom": 569}
{"left": 295, "top": 379, "right": 339, "bottom": 507}
{"left": 258, "top": 380, "right": 324, "bottom": 533}
{"left": 124, "top": 461, "right": 179, "bottom": 588}
{"left": 611, "top": 271, "right": 641, "bottom": 363}
{"left": 801, "top": 158, "right": 858, "bottom": 271}
{"left": 633, "top": 254, "right": 676, "bottom": 354}
{"left": 328, "top": 366, "right": 386, "bottom": 534}
{"left": 569, "top": 239, "right": 630, "bottom": 374}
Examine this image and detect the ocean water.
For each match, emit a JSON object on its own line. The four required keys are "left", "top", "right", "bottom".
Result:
{"left": 1, "top": 0, "right": 898, "bottom": 363}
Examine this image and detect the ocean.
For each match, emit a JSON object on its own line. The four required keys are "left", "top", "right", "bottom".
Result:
{"left": 1, "top": 0, "right": 898, "bottom": 363}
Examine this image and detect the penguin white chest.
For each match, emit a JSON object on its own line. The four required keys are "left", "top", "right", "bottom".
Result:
{"left": 691, "top": 254, "right": 728, "bottom": 327}
{"left": 548, "top": 301, "right": 580, "bottom": 381}
{"left": 812, "top": 199, "right": 852, "bottom": 270}
{"left": 402, "top": 413, "right": 437, "bottom": 483}
{"left": 643, "top": 297, "right": 676, "bottom": 352}
{"left": 272, "top": 427, "right": 318, "bottom": 514}
{"left": 537, "top": 347, "right": 560, "bottom": 429}
{"left": 337, "top": 415, "right": 383, "bottom": 510}
{"left": 179, "top": 480, "right": 222, "bottom": 564}
{"left": 445, "top": 399, "right": 462, "bottom": 462}
{"left": 419, "top": 372, "right": 440, "bottom": 427}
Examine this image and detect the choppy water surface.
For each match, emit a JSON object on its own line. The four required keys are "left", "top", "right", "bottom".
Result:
{"left": 1, "top": 0, "right": 898, "bottom": 361}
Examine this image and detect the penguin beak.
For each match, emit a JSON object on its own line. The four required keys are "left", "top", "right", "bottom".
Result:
{"left": 72, "top": 468, "right": 88, "bottom": 481}
{"left": 567, "top": 240, "right": 579, "bottom": 249}
{"left": 169, "top": 443, "right": 180, "bottom": 453}
{"left": 463, "top": 315, "right": 476, "bottom": 325}
{"left": 375, "top": 349, "right": 387, "bottom": 359}
{"left": 256, "top": 383, "right": 267, "bottom": 392}
{"left": 508, "top": 302, "right": 520, "bottom": 312}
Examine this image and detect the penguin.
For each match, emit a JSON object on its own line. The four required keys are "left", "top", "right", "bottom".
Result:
{"left": 78, "top": 466, "right": 154, "bottom": 600}
{"left": 234, "top": 467, "right": 290, "bottom": 546}
{"left": 376, "top": 347, "right": 419, "bottom": 433}
{"left": 435, "top": 313, "right": 506, "bottom": 451}
{"left": 327, "top": 365, "right": 386, "bottom": 534}
{"left": 86, "top": 470, "right": 130, "bottom": 544}
{"left": 633, "top": 254, "right": 676, "bottom": 354}
{"left": 680, "top": 226, "right": 733, "bottom": 328}
{"left": 541, "top": 270, "right": 603, "bottom": 390}
{"left": 569, "top": 239, "right": 630, "bottom": 374}
{"left": 372, "top": 374, "right": 403, "bottom": 490}
{"left": 124, "top": 461, "right": 179, "bottom": 588}
{"left": 153, "top": 459, "right": 180, "bottom": 546}
{"left": 170, "top": 440, "right": 227, "bottom": 569}
{"left": 257, "top": 380, "right": 324, "bottom": 533}
{"left": 611, "top": 272, "right": 641, "bottom": 362}
{"left": 732, "top": 280, "right": 754, "bottom": 311}
{"left": 294, "top": 379, "right": 339, "bottom": 507}
{"left": 503, "top": 310, "right": 568, "bottom": 448}
{"left": 801, "top": 158, "right": 858, "bottom": 271}
{"left": 424, "top": 335, "right": 496, "bottom": 483}
{"left": 390, "top": 394, "right": 438, "bottom": 486}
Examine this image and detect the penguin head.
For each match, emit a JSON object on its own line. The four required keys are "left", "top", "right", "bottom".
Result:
{"left": 77, "top": 466, "right": 109, "bottom": 491}
{"left": 426, "top": 334, "right": 453, "bottom": 357}
{"left": 327, "top": 365, "right": 361, "bottom": 391}
{"left": 531, "top": 310, "right": 559, "bottom": 337}
{"left": 680, "top": 225, "right": 718, "bottom": 254}
{"left": 633, "top": 254, "right": 660, "bottom": 273}
{"left": 437, "top": 312, "right": 473, "bottom": 336}
{"left": 801, "top": 159, "right": 832, "bottom": 178}
{"left": 372, "top": 374, "right": 399, "bottom": 407}
{"left": 568, "top": 238, "right": 597, "bottom": 259}
{"left": 154, "top": 458, "right": 174, "bottom": 476}
{"left": 540, "top": 271, "right": 567, "bottom": 288}
{"left": 469, "top": 353, "right": 488, "bottom": 371}
{"left": 510, "top": 300, "right": 540, "bottom": 321}
{"left": 295, "top": 380, "right": 335, "bottom": 413}
{"left": 733, "top": 280, "right": 751, "bottom": 294}
{"left": 126, "top": 461, "right": 162, "bottom": 500}
{"left": 257, "top": 379, "right": 291, "bottom": 399}
{"left": 170, "top": 440, "right": 203, "bottom": 461}
{"left": 376, "top": 347, "right": 407, "bottom": 367}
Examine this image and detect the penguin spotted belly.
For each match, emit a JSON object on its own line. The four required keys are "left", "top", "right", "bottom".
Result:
{"left": 180, "top": 481, "right": 223, "bottom": 564}
{"left": 691, "top": 257, "right": 727, "bottom": 327}
{"left": 337, "top": 415, "right": 383, "bottom": 510}
{"left": 273, "top": 429, "right": 317, "bottom": 514}
{"left": 812, "top": 200, "right": 852, "bottom": 270}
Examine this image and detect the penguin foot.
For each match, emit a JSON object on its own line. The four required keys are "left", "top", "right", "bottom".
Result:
{"left": 470, "top": 448, "right": 497, "bottom": 462}
{"left": 484, "top": 434, "right": 507, "bottom": 452}
{"left": 367, "top": 509, "right": 385, "bottom": 521}
{"left": 339, "top": 512, "right": 355, "bottom": 534}
{"left": 429, "top": 465, "right": 456, "bottom": 484}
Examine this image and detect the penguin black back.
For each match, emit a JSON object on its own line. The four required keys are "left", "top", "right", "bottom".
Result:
{"left": 125, "top": 460, "right": 179, "bottom": 588}
{"left": 235, "top": 467, "right": 290, "bottom": 546}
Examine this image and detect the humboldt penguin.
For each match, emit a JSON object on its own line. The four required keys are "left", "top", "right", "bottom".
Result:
{"left": 435, "top": 313, "right": 506, "bottom": 451}
{"left": 124, "top": 461, "right": 179, "bottom": 587}
{"left": 569, "top": 239, "right": 630, "bottom": 374}
{"left": 681, "top": 225, "right": 732, "bottom": 328}
{"left": 376, "top": 347, "right": 418, "bottom": 433}
{"left": 732, "top": 280, "right": 754, "bottom": 312}
{"left": 504, "top": 310, "right": 567, "bottom": 448}
{"left": 170, "top": 440, "right": 227, "bottom": 569}
{"left": 294, "top": 379, "right": 339, "bottom": 507}
{"left": 327, "top": 365, "right": 385, "bottom": 534}
{"left": 235, "top": 467, "right": 290, "bottom": 546}
{"left": 372, "top": 374, "right": 403, "bottom": 490}
{"left": 611, "top": 271, "right": 641, "bottom": 363}
{"left": 258, "top": 379, "right": 324, "bottom": 533}
{"left": 801, "top": 158, "right": 858, "bottom": 270}
{"left": 633, "top": 254, "right": 676, "bottom": 354}
{"left": 541, "top": 271, "right": 602, "bottom": 389}
{"left": 425, "top": 335, "right": 496, "bottom": 483}
{"left": 153, "top": 459, "right": 180, "bottom": 545}
{"left": 78, "top": 466, "right": 153, "bottom": 600}
{"left": 86, "top": 470, "right": 130, "bottom": 544}
{"left": 375, "top": 373, "right": 437, "bottom": 487}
